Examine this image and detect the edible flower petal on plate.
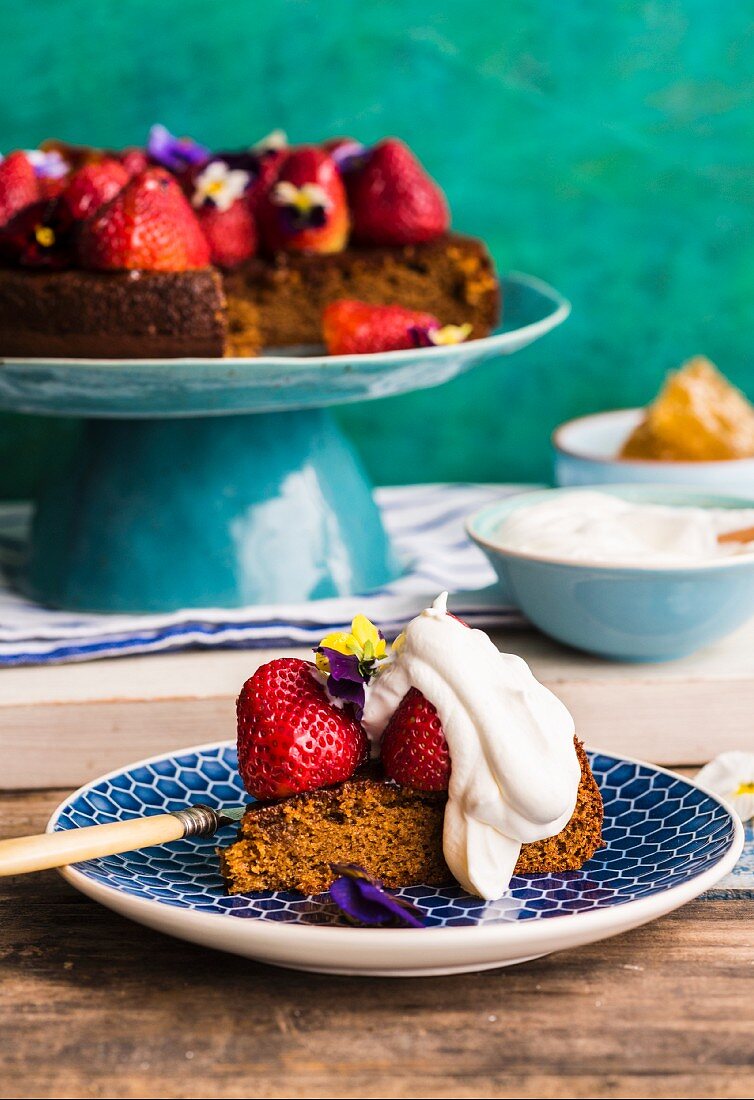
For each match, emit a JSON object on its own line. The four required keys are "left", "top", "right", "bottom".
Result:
{"left": 328, "top": 864, "right": 425, "bottom": 928}
{"left": 696, "top": 751, "right": 754, "bottom": 822}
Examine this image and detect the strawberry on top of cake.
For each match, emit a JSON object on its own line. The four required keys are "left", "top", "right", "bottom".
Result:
{"left": 219, "top": 597, "right": 604, "bottom": 899}
{"left": 0, "top": 128, "right": 499, "bottom": 358}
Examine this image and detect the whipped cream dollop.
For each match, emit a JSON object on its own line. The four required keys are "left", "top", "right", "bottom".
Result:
{"left": 362, "top": 594, "right": 580, "bottom": 899}
{"left": 491, "top": 490, "right": 754, "bottom": 567}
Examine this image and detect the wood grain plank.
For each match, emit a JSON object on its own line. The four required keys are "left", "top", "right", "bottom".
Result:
{"left": 0, "top": 791, "right": 751, "bottom": 1100}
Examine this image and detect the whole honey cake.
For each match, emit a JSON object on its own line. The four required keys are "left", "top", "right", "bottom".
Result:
{"left": 0, "top": 129, "right": 499, "bottom": 358}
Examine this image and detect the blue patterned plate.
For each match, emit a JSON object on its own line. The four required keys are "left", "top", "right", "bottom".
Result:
{"left": 48, "top": 742, "right": 743, "bottom": 976}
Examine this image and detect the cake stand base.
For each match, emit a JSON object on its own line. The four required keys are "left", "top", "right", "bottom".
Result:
{"left": 22, "top": 410, "right": 398, "bottom": 613}
{"left": 3, "top": 275, "right": 571, "bottom": 614}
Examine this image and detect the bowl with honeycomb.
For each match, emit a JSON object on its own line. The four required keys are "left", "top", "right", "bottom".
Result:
{"left": 554, "top": 358, "right": 754, "bottom": 496}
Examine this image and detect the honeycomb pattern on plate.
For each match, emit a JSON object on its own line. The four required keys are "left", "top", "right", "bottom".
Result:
{"left": 52, "top": 745, "right": 736, "bottom": 928}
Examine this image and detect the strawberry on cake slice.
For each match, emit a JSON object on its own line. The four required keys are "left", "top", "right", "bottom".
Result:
{"left": 219, "top": 597, "right": 604, "bottom": 899}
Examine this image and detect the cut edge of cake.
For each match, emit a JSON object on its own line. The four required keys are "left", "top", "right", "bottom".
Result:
{"left": 0, "top": 234, "right": 499, "bottom": 360}
{"left": 218, "top": 738, "right": 603, "bottom": 896}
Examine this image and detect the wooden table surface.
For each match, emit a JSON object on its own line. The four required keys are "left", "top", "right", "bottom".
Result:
{"left": 1, "top": 790, "right": 752, "bottom": 1100}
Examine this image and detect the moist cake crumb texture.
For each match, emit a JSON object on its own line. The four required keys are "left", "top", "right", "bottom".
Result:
{"left": 219, "top": 740, "right": 604, "bottom": 895}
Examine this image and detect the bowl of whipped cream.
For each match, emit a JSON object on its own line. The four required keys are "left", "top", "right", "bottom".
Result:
{"left": 467, "top": 486, "right": 754, "bottom": 660}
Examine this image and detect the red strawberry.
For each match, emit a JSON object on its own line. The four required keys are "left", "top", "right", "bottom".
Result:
{"left": 195, "top": 198, "right": 257, "bottom": 267}
{"left": 60, "top": 158, "right": 129, "bottom": 221}
{"left": 258, "top": 146, "right": 349, "bottom": 254}
{"left": 0, "top": 152, "right": 40, "bottom": 227}
{"left": 184, "top": 159, "right": 257, "bottom": 267}
{"left": 38, "top": 176, "right": 68, "bottom": 201}
{"left": 78, "top": 167, "right": 210, "bottom": 271}
{"left": 237, "top": 658, "right": 369, "bottom": 800}
{"left": 349, "top": 138, "right": 449, "bottom": 246}
{"left": 380, "top": 688, "right": 450, "bottom": 792}
{"left": 246, "top": 145, "right": 286, "bottom": 216}
{"left": 322, "top": 299, "right": 440, "bottom": 356}
{"left": 119, "top": 148, "right": 150, "bottom": 178}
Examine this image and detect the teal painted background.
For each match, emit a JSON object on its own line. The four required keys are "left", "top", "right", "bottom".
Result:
{"left": 3, "top": 0, "right": 754, "bottom": 496}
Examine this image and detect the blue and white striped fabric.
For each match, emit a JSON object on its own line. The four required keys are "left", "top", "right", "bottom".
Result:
{"left": 0, "top": 484, "right": 527, "bottom": 667}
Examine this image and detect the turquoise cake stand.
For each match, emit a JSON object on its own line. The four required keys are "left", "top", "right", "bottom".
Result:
{"left": 0, "top": 272, "right": 569, "bottom": 612}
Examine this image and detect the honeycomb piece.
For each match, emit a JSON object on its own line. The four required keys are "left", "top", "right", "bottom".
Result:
{"left": 620, "top": 417, "right": 678, "bottom": 461}
{"left": 620, "top": 357, "right": 754, "bottom": 461}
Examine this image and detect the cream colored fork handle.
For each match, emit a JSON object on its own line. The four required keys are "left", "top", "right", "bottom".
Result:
{"left": 0, "top": 814, "right": 185, "bottom": 876}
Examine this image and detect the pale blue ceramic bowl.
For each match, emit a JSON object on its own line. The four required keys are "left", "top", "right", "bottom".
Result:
{"left": 467, "top": 485, "right": 754, "bottom": 661}
{"left": 553, "top": 409, "right": 754, "bottom": 497}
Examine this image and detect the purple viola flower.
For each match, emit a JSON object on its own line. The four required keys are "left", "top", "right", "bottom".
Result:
{"left": 330, "top": 140, "right": 369, "bottom": 174}
{"left": 409, "top": 324, "right": 436, "bottom": 348}
{"left": 409, "top": 322, "right": 473, "bottom": 349}
{"left": 316, "top": 647, "right": 367, "bottom": 714}
{"left": 329, "top": 864, "right": 425, "bottom": 928}
{"left": 147, "top": 124, "right": 210, "bottom": 172}
{"left": 24, "top": 149, "right": 69, "bottom": 180}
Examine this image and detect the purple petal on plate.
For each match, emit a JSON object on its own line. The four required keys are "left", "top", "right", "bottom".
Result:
{"left": 147, "top": 124, "right": 211, "bottom": 172}
{"left": 329, "top": 864, "right": 426, "bottom": 928}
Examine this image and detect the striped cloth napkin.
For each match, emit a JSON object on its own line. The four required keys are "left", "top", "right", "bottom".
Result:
{"left": 0, "top": 483, "right": 527, "bottom": 667}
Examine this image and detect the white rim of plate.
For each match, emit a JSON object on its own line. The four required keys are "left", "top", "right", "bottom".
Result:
{"left": 47, "top": 738, "right": 744, "bottom": 952}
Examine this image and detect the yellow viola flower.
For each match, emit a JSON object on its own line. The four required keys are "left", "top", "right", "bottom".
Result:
{"left": 350, "top": 614, "right": 387, "bottom": 663}
{"left": 429, "top": 323, "right": 473, "bottom": 346}
{"left": 315, "top": 615, "right": 387, "bottom": 678}
{"left": 315, "top": 630, "right": 354, "bottom": 675}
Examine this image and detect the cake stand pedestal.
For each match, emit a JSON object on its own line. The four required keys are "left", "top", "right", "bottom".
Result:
{"left": 0, "top": 273, "right": 569, "bottom": 612}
